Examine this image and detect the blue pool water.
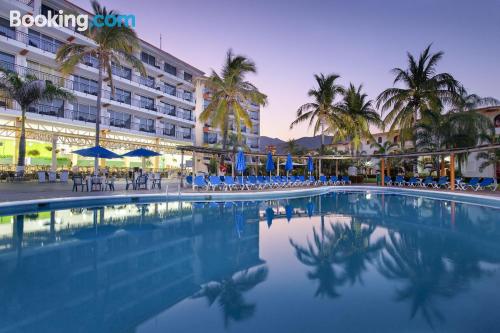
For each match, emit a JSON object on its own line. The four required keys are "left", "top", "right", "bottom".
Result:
{"left": 0, "top": 191, "right": 499, "bottom": 332}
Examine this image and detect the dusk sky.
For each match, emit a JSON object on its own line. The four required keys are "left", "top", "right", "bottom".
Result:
{"left": 73, "top": 0, "right": 500, "bottom": 140}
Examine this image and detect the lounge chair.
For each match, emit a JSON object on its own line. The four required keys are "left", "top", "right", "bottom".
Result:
{"left": 341, "top": 176, "right": 351, "bottom": 185}
{"left": 406, "top": 177, "right": 420, "bottom": 187}
{"left": 105, "top": 177, "right": 115, "bottom": 191}
{"left": 193, "top": 176, "right": 208, "bottom": 190}
{"left": 37, "top": 171, "right": 46, "bottom": 183}
{"left": 435, "top": 176, "right": 449, "bottom": 189}
{"left": 91, "top": 176, "right": 103, "bottom": 191}
{"left": 247, "top": 176, "right": 260, "bottom": 189}
{"left": 329, "top": 176, "right": 340, "bottom": 185}
{"left": 474, "top": 178, "right": 497, "bottom": 191}
{"left": 297, "top": 175, "right": 306, "bottom": 186}
{"left": 151, "top": 175, "right": 162, "bottom": 189}
{"left": 281, "top": 176, "right": 291, "bottom": 187}
{"left": 136, "top": 175, "right": 148, "bottom": 190}
{"left": 208, "top": 176, "right": 224, "bottom": 191}
{"left": 237, "top": 176, "right": 250, "bottom": 190}
{"left": 186, "top": 175, "right": 193, "bottom": 186}
{"left": 384, "top": 176, "right": 392, "bottom": 185}
{"left": 125, "top": 176, "right": 136, "bottom": 190}
{"left": 224, "top": 176, "right": 239, "bottom": 190}
{"left": 394, "top": 175, "right": 405, "bottom": 186}
{"left": 421, "top": 176, "right": 435, "bottom": 187}
{"left": 318, "top": 175, "right": 328, "bottom": 186}
{"left": 257, "top": 176, "right": 270, "bottom": 188}
{"left": 307, "top": 176, "right": 316, "bottom": 186}
{"left": 460, "top": 177, "right": 479, "bottom": 190}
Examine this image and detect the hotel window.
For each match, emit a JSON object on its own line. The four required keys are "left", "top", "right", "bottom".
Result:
{"left": 112, "top": 88, "right": 131, "bottom": 104}
{"left": 137, "top": 117, "right": 155, "bottom": 133}
{"left": 179, "top": 107, "right": 192, "bottom": 120}
{"left": 163, "top": 122, "right": 175, "bottom": 136}
{"left": 28, "top": 99, "right": 64, "bottom": 116}
{"left": 0, "top": 51, "right": 15, "bottom": 71}
{"left": 111, "top": 63, "right": 132, "bottom": 80}
{"left": 161, "top": 102, "right": 176, "bottom": 116}
{"left": 183, "top": 91, "right": 193, "bottom": 101}
{"left": 73, "top": 75, "right": 98, "bottom": 95}
{"left": 28, "top": 29, "right": 63, "bottom": 53}
{"left": 82, "top": 54, "right": 99, "bottom": 68}
{"left": 377, "top": 137, "right": 382, "bottom": 144}
{"left": 72, "top": 103, "right": 97, "bottom": 123}
{"left": 27, "top": 60, "right": 64, "bottom": 86}
{"left": 0, "top": 18, "right": 15, "bottom": 39}
{"left": 183, "top": 72, "right": 192, "bottom": 82}
{"left": 163, "top": 83, "right": 176, "bottom": 96}
{"left": 141, "top": 52, "right": 157, "bottom": 67}
{"left": 41, "top": 4, "right": 60, "bottom": 19}
{"left": 138, "top": 95, "right": 155, "bottom": 110}
{"left": 164, "top": 63, "right": 177, "bottom": 76}
{"left": 180, "top": 127, "right": 192, "bottom": 140}
{"left": 140, "top": 75, "right": 155, "bottom": 88}
{"left": 204, "top": 132, "right": 218, "bottom": 144}
{"left": 393, "top": 135, "right": 399, "bottom": 143}
{"left": 495, "top": 115, "right": 500, "bottom": 128}
{"left": 108, "top": 110, "right": 131, "bottom": 129}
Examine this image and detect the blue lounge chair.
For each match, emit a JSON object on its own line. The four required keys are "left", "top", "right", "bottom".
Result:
{"left": 435, "top": 176, "right": 449, "bottom": 189}
{"left": 421, "top": 176, "right": 435, "bottom": 187}
{"left": 288, "top": 176, "right": 299, "bottom": 187}
{"left": 474, "top": 178, "right": 497, "bottom": 191}
{"left": 308, "top": 176, "right": 316, "bottom": 186}
{"left": 329, "top": 176, "right": 340, "bottom": 185}
{"left": 193, "top": 176, "right": 208, "bottom": 190}
{"left": 298, "top": 175, "right": 306, "bottom": 186}
{"left": 237, "top": 176, "right": 250, "bottom": 190}
{"left": 318, "top": 175, "right": 328, "bottom": 186}
{"left": 460, "top": 177, "right": 479, "bottom": 190}
{"left": 257, "top": 176, "right": 270, "bottom": 188}
{"left": 248, "top": 175, "right": 260, "bottom": 189}
{"left": 341, "top": 176, "right": 351, "bottom": 185}
{"left": 407, "top": 177, "right": 420, "bottom": 187}
{"left": 208, "top": 176, "right": 224, "bottom": 191}
{"left": 186, "top": 175, "right": 193, "bottom": 186}
{"left": 394, "top": 175, "right": 405, "bottom": 186}
{"left": 224, "top": 176, "right": 239, "bottom": 190}
{"left": 384, "top": 176, "right": 393, "bottom": 185}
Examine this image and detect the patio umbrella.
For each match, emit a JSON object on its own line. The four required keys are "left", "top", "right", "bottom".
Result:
{"left": 73, "top": 145, "right": 121, "bottom": 159}
{"left": 122, "top": 148, "right": 161, "bottom": 170}
{"left": 236, "top": 150, "right": 246, "bottom": 175}
{"left": 121, "top": 148, "right": 160, "bottom": 157}
{"left": 307, "top": 156, "right": 314, "bottom": 177}
{"left": 265, "top": 207, "right": 274, "bottom": 228}
{"left": 285, "top": 153, "right": 293, "bottom": 177}
{"left": 265, "top": 152, "right": 275, "bottom": 177}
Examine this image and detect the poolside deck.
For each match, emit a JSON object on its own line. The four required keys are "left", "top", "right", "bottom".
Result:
{"left": 0, "top": 180, "right": 498, "bottom": 204}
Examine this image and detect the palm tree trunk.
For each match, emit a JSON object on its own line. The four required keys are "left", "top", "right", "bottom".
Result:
{"left": 319, "top": 123, "right": 324, "bottom": 176}
{"left": 94, "top": 62, "right": 103, "bottom": 175}
{"left": 17, "top": 108, "right": 27, "bottom": 172}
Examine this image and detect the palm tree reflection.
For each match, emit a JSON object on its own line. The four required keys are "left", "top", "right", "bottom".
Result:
{"left": 193, "top": 266, "right": 268, "bottom": 327}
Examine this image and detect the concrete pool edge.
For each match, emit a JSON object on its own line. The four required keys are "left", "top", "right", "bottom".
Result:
{"left": 0, "top": 185, "right": 498, "bottom": 213}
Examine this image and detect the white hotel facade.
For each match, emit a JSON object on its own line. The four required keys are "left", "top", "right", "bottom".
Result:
{"left": 0, "top": 0, "right": 261, "bottom": 172}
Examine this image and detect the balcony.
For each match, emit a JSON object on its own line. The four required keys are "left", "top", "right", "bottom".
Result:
{"left": 109, "top": 118, "right": 131, "bottom": 129}
{"left": 157, "top": 104, "right": 194, "bottom": 121}
{"left": 28, "top": 103, "right": 64, "bottom": 117}
{"left": 14, "top": 0, "right": 34, "bottom": 8}
{"left": 163, "top": 127, "right": 193, "bottom": 141}
{"left": 0, "top": 29, "right": 63, "bottom": 54}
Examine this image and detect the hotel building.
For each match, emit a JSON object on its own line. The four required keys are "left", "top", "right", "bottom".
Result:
{"left": 0, "top": 0, "right": 205, "bottom": 172}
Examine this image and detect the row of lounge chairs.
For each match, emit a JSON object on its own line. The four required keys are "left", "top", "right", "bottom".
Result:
{"left": 187, "top": 175, "right": 352, "bottom": 191}
{"left": 384, "top": 176, "right": 497, "bottom": 191}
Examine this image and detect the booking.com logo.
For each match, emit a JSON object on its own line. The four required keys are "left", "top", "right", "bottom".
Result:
{"left": 9, "top": 10, "right": 135, "bottom": 32}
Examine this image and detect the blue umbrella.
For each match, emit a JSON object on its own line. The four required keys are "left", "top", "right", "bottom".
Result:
{"left": 236, "top": 150, "right": 246, "bottom": 174}
{"left": 73, "top": 145, "right": 121, "bottom": 159}
{"left": 265, "top": 207, "right": 274, "bottom": 228}
{"left": 307, "top": 156, "right": 314, "bottom": 174}
{"left": 265, "top": 152, "right": 275, "bottom": 177}
{"left": 122, "top": 148, "right": 161, "bottom": 157}
{"left": 285, "top": 153, "right": 293, "bottom": 177}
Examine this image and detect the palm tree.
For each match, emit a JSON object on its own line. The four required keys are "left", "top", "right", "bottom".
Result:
{"left": 376, "top": 44, "right": 461, "bottom": 145}
{"left": 285, "top": 139, "right": 301, "bottom": 155}
{"left": 450, "top": 87, "right": 499, "bottom": 113}
{"left": 0, "top": 70, "right": 74, "bottom": 172}
{"left": 56, "top": 0, "right": 145, "bottom": 173}
{"left": 199, "top": 49, "right": 267, "bottom": 158}
{"left": 291, "top": 73, "right": 346, "bottom": 153}
{"left": 335, "top": 83, "right": 381, "bottom": 152}
{"left": 193, "top": 266, "right": 268, "bottom": 327}
{"left": 476, "top": 134, "right": 500, "bottom": 178}
{"left": 370, "top": 140, "right": 399, "bottom": 176}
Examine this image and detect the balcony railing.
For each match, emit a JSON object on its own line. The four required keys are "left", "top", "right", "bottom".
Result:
{"left": 164, "top": 128, "right": 192, "bottom": 141}
{"left": 157, "top": 104, "right": 194, "bottom": 121}
{"left": 0, "top": 29, "right": 62, "bottom": 53}
{"left": 15, "top": 0, "right": 34, "bottom": 8}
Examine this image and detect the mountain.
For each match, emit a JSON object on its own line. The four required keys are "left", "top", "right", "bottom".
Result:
{"left": 259, "top": 135, "right": 334, "bottom": 153}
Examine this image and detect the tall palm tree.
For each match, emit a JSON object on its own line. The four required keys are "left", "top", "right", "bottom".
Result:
{"left": 200, "top": 49, "right": 267, "bottom": 157}
{"left": 476, "top": 134, "right": 500, "bottom": 178}
{"left": 56, "top": 0, "right": 145, "bottom": 173}
{"left": 0, "top": 71, "right": 74, "bottom": 172}
{"left": 335, "top": 83, "right": 381, "bottom": 152}
{"left": 370, "top": 140, "right": 400, "bottom": 176}
{"left": 285, "top": 139, "right": 301, "bottom": 155}
{"left": 376, "top": 44, "right": 461, "bottom": 145}
{"left": 450, "top": 87, "right": 499, "bottom": 113}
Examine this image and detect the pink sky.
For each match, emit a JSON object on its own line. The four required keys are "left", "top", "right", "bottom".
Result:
{"left": 72, "top": 0, "right": 500, "bottom": 141}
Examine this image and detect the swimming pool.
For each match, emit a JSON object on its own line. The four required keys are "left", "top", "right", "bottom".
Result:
{"left": 0, "top": 190, "right": 499, "bottom": 332}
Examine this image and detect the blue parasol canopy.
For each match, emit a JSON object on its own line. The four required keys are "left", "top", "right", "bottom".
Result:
{"left": 307, "top": 156, "right": 314, "bottom": 173}
{"left": 265, "top": 207, "right": 274, "bottom": 228}
{"left": 236, "top": 150, "right": 246, "bottom": 173}
{"left": 265, "top": 152, "right": 275, "bottom": 173}
{"left": 122, "top": 148, "right": 161, "bottom": 157}
{"left": 73, "top": 145, "right": 121, "bottom": 159}
{"left": 285, "top": 153, "right": 293, "bottom": 172}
